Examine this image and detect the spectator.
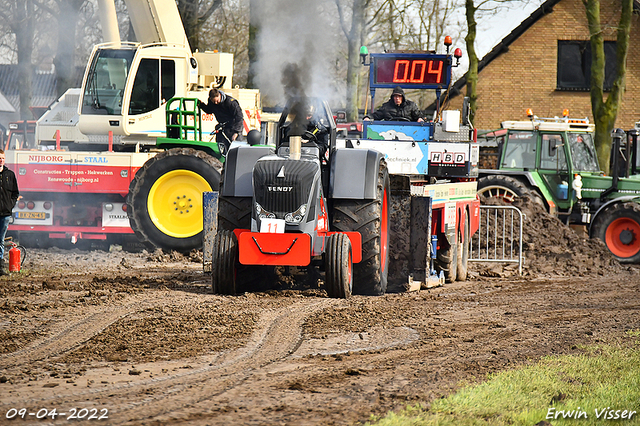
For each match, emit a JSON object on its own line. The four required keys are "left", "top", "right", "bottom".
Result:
{"left": 0, "top": 149, "right": 19, "bottom": 275}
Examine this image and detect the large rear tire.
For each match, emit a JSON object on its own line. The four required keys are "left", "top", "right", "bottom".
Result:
{"left": 218, "top": 196, "right": 252, "bottom": 231}
{"left": 477, "top": 175, "right": 544, "bottom": 206}
{"left": 325, "top": 233, "right": 353, "bottom": 299}
{"left": 331, "top": 161, "right": 390, "bottom": 295}
{"left": 212, "top": 230, "right": 237, "bottom": 295}
{"left": 127, "top": 148, "right": 222, "bottom": 252}
{"left": 591, "top": 202, "right": 640, "bottom": 263}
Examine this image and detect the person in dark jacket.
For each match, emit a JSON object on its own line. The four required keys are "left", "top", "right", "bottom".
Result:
{"left": 199, "top": 88, "right": 244, "bottom": 155}
{"left": 0, "top": 149, "right": 19, "bottom": 275}
{"left": 366, "top": 86, "right": 424, "bottom": 122}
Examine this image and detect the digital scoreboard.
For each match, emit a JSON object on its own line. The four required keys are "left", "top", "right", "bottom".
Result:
{"left": 369, "top": 53, "right": 451, "bottom": 90}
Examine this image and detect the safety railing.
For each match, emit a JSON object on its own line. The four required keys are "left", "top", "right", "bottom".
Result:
{"left": 469, "top": 205, "right": 524, "bottom": 275}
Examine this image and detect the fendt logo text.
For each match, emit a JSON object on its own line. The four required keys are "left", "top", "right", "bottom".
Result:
{"left": 267, "top": 186, "right": 294, "bottom": 192}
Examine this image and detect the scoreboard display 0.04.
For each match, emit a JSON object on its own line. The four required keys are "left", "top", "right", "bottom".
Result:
{"left": 370, "top": 53, "right": 451, "bottom": 90}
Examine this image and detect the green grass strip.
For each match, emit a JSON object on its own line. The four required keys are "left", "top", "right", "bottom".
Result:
{"left": 368, "top": 332, "right": 640, "bottom": 425}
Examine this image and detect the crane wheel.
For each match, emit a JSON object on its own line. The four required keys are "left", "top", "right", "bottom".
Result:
{"left": 127, "top": 148, "right": 222, "bottom": 252}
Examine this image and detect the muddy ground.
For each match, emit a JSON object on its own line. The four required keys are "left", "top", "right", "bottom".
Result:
{"left": 0, "top": 199, "right": 639, "bottom": 425}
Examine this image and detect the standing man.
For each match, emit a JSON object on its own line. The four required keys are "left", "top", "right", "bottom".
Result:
{"left": 365, "top": 86, "right": 424, "bottom": 122}
{"left": 0, "top": 149, "right": 19, "bottom": 275}
{"left": 199, "top": 88, "right": 244, "bottom": 156}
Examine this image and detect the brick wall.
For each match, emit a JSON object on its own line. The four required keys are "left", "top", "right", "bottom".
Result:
{"left": 449, "top": 0, "right": 640, "bottom": 132}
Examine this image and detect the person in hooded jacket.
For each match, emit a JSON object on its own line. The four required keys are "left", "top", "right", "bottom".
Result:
{"left": 366, "top": 86, "right": 424, "bottom": 122}
{"left": 0, "top": 149, "right": 18, "bottom": 275}
{"left": 199, "top": 88, "right": 244, "bottom": 155}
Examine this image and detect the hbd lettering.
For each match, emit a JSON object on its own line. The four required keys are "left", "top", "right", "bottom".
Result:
{"left": 546, "top": 407, "right": 637, "bottom": 420}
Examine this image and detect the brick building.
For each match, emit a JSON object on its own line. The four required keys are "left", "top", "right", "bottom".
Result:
{"left": 447, "top": 0, "right": 640, "bottom": 132}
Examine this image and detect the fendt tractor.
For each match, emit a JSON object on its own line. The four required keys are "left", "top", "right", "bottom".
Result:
{"left": 73, "top": 0, "right": 261, "bottom": 252}
{"left": 199, "top": 42, "right": 480, "bottom": 297}
{"left": 478, "top": 110, "right": 640, "bottom": 263}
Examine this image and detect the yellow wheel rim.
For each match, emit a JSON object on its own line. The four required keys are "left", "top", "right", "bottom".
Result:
{"left": 147, "top": 170, "right": 212, "bottom": 238}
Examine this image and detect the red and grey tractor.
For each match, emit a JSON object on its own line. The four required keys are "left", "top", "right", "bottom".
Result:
{"left": 211, "top": 98, "right": 390, "bottom": 298}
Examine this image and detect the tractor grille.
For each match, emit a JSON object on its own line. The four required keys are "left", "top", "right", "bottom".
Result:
{"left": 253, "top": 159, "right": 319, "bottom": 217}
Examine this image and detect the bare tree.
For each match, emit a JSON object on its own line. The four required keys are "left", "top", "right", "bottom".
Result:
{"left": 464, "top": 0, "right": 522, "bottom": 125}
{"left": 336, "top": 0, "right": 370, "bottom": 121}
{"left": 0, "top": 0, "right": 37, "bottom": 119}
{"left": 176, "top": 0, "right": 222, "bottom": 52}
{"left": 584, "top": 0, "right": 632, "bottom": 174}
{"left": 35, "top": 0, "right": 89, "bottom": 97}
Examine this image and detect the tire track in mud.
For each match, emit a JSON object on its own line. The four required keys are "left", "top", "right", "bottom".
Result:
{"left": 1, "top": 298, "right": 335, "bottom": 424}
{"left": 0, "top": 292, "right": 189, "bottom": 370}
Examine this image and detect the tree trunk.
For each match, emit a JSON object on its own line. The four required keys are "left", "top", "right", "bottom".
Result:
{"left": 54, "top": 0, "right": 84, "bottom": 97}
{"left": 345, "top": 0, "right": 366, "bottom": 122}
{"left": 247, "top": 0, "right": 260, "bottom": 89}
{"left": 464, "top": 0, "right": 478, "bottom": 125}
{"left": 15, "top": 0, "right": 35, "bottom": 120}
{"left": 584, "top": 0, "right": 632, "bottom": 175}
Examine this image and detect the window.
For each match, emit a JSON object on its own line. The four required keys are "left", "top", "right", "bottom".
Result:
{"left": 557, "top": 40, "right": 617, "bottom": 91}
{"left": 540, "top": 134, "right": 568, "bottom": 171}
{"left": 503, "top": 131, "right": 537, "bottom": 169}
{"left": 129, "top": 59, "right": 160, "bottom": 115}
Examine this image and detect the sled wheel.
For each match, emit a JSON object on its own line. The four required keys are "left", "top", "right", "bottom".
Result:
{"left": 212, "top": 230, "right": 237, "bottom": 295}
{"left": 456, "top": 210, "right": 470, "bottom": 281}
{"left": 325, "top": 233, "right": 352, "bottom": 299}
{"left": 477, "top": 175, "right": 544, "bottom": 207}
{"left": 128, "top": 148, "right": 221, "bottom": 252}
{"left": 592, "top": 202, "right": 640, "bottom": 263}
{"left": 331, "top": 160, "right": 390, "bottom": 295}
{"left": 435, "top": 232, "right": 458, "bottom": 284}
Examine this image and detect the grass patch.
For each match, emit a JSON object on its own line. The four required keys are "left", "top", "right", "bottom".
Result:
{"left": 368, "top": 334, "right": 640, "bottom": 425}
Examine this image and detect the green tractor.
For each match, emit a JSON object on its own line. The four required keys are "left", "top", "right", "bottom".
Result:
{"left": 478, "top": 111, "right": 640, "bottom": 263}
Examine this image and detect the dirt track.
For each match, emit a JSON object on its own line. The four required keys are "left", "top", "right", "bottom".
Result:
{"left": 1, "top": 201, "right": 639, "bottom": 425}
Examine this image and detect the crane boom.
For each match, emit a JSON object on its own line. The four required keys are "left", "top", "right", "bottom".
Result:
{"left": 124, "top": 0, "right": 190, "bottom": 47}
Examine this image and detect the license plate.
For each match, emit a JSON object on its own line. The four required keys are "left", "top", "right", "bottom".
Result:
{"left": 15, "top": 211, "right": 46, "bottom": 220}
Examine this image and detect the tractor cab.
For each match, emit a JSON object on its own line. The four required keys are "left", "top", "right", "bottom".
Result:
{"left": 275, "top": 97, "right": 336, "bottom": 161}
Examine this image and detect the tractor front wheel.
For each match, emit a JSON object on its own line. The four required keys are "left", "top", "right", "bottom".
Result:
{"left": 212, "top": 230, "right": 238, "bottom": 295}
{"left": 325, "top": 233, "right": 353, "bottom": 299}
{"left": 592, "top": 202, "right": 640, "bottom": 263}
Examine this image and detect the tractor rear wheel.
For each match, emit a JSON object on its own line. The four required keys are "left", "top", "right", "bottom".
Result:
{"left": 128, "top": 148, "right": 222, "bottom": 252}
{"left": 331, "top": 161, "right": 390, "bottom": 296}
{"left": 591, "top": 202, "right": 640, "bottom": 263}
{"left": 325, "top": 233, "right": 353, "bottom": 299}
{"left": 477, "top": 175, "right": 544, "bottom": 207}
{"left": 456, "top": 211, "right": 470, "bottom": 281}
{"left": 218, "top": 196, "right": 252, "bottom": 231}
{"left": 212, "top": 230, "right": 237, "bottom": 295}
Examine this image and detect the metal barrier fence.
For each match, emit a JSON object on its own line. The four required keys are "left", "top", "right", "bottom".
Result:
{"left": 469, "top": 205, "right": 524, "bottom": 275}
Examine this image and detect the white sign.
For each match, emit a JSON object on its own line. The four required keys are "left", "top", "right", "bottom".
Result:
{"left": 260, "top": 218, "right": 285, "bottom": 233}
